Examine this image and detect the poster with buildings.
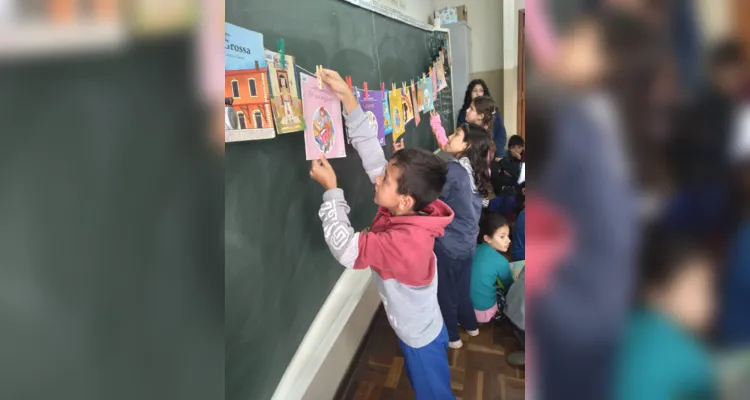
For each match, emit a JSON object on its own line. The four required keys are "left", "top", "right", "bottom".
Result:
{"left": 224, "top": 22, "right": 275, "bottom": 142}
{"left": 264, "top": 50, "right": 305, "bottom": 134}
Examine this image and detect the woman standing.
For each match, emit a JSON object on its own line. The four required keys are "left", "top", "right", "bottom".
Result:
{"left": 457, "top": 79, "right": 507, "bottom": 158}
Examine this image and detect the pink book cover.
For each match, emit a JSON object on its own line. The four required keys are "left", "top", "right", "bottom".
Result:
{"left": 300, "top": 73, "right": 346, "bottom": 160}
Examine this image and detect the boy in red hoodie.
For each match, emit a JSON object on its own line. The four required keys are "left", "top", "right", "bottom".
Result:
{"left": 310, "top": 69, "right": 456, "bottom": 399}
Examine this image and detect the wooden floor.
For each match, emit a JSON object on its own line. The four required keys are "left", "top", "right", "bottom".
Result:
{"left": 336, "top": 307, "right": 525, "bottom": 400}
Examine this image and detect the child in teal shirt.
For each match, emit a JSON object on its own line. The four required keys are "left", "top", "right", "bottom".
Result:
{"left": 615, "top": 225, "right": 718, "bottom": 399}
{"left": 470, "top": 213, "right": 513, "bottom": 323}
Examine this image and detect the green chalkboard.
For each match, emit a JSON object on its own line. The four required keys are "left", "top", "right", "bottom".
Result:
{"left": 225, "top": 1, "right": 454, "bottom": 399}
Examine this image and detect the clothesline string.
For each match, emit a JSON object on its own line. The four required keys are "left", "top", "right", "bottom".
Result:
{"left": 296, "top": 64, "right": 316, "bottom": 76}
{"left": 295, "top": 65, "right": 440, "bottom": 90}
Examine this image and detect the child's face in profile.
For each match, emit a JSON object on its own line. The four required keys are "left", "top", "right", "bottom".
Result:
{"left": 652, "top": 257, "right": 716, "bottom": 334}
{"left": 445, "top": 127, "right": 469, "bottom": 155}
{"left": 465, "top": 103, "right": 485, "bottom": 126}
{"left": 374, "top": 160, "right": 413, "bottom": 215}
{"left": 484, "top": 225, "right": 511, "bottom": 253}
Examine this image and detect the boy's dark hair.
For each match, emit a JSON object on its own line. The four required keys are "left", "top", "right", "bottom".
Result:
{"left": 508, "top": 135, "right": 525, "bottom": 148}
{"left": 462, "top": 79, "right": 491, "bottom": 109}
{"left": 478, "top": 212, "right": 509, "bottom": 243}
{"left": 471, "top": 96, "right": 496, "bottom": 130}
{"left": 457, "top": 123, "right": 494, "bottom": 197}
{"left": 225, "top": 97, "right": 234, "bottom": 106}
{"left": 391, "top": 148, "right": 448, "bottom": 211}
{"left": 710, "top": 39, "right": 744, "bottom": 70}
{"left": 638, "top": 223, "right": 711, "bottom": 296}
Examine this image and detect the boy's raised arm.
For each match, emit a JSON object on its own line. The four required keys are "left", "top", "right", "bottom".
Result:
{"left": 320, "top": 68, "right": 387, "bottom": 185}
{"left": 344, "top": 105, "right": 387, "bottom": 185}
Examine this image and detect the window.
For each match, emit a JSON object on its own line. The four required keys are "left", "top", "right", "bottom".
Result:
{"left": 248, "top": 79, "right": 257, "bottom": 97}
{"left": 253, "top": 111, "right": 263, "bottom": 128}
{"left": 238, "top": 112, "right": 247, "bottom": 129}
{"left": 231, "top": 80, "right": 240, "bottom": 98}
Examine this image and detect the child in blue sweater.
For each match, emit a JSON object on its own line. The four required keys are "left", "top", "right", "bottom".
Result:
{"left": 431, "top": 120, "right": 493, "bottom": 348}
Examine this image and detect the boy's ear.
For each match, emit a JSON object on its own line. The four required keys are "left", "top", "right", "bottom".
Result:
{"left": 399, "top": 194, "right": 415, "bottom": 212}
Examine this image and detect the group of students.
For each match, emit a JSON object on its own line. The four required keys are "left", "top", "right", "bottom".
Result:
{"left": 520, "top": 3, "right": 750, "bottom": 397}
{"left": 308, "top": 70, "right": 523, "bottom": 398}
{"left": 429, "top": 79, "right": 526, "bottom": 348}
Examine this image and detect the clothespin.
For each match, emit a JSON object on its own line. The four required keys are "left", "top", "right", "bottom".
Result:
{"left": 363, "top": 82, "right": 368, "bottom": 99}
{"left": 345, "top": 76, "right": 353, "bottom": 91}
{"left": 429, "top": 65, "right": 433, "bottom": 75}
{"left": 277, "top": 38, "right": 286, "bottom": 69}
{"left": 392, "top": 82, "right": 396, "bottom": 91}
{"left": 410, "top": 79, "right": 414, "bottom": 87}
{"left": 422, "top": 72, "right": 427, "bottom": 80}
{"left": 316, "top": 65, "right": 322, "bottom": 90}
{"left": 381, "top": 82, "right": 385, "bottom": 98}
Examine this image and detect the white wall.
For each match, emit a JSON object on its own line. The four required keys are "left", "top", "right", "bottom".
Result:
{"left": 387, "top": 0, "right": 437, "bottom": 23}
{"left": 499, "top": 0, "right": 524, "bottom": 136}
{"left": 431, "top": 0, "right": 523, "bottom": 136}
{"left": 434, "top": 0, "right": 503, "bottom": 74}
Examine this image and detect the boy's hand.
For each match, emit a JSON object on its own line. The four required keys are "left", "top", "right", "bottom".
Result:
{"left": 393, "top": 138, "right": 405, "bottom": 152}
{"left": 320, "top": 68, "right": 358, "bottom": 114}
{"left": 310, "top": 155, "right": 338, "bottom": 190}
{"left": 509, "top": 148, "right": 522, "bottom": 160}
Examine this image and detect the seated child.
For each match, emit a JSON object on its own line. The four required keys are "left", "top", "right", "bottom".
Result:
{"left": 309, "top": 68, "right": 456, "bottom": 399}
{"left": 470, "top": 212, "right": 513, "bottom": 323}
{"left": 615, "top": 224, "right": 718, "bottom": 400}
{"left": 491, "top": 135, "right": 525, "bottom": 195}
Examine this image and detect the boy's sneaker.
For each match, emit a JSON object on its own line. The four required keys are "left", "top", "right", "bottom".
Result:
{"left": 466, "top": 329, "right": 479, "bottom": 337}
{"left": 449, "top": 339, "right": 464, "bottom": 349}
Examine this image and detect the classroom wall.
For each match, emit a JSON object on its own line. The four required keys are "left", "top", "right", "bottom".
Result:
{"left": 434, "top": 0, "right": 504, "bottom": 110}
{"left": 501, "top": 0, "right": 524, "bottom": 138}
{"left": 399, "top": 0, "right": 438, "bottom": 23}
{"left": 398, "top": 0, "right": 524, "bottom": 132}
{"left": 432, "top": 0, "right": 504, "bottom": 73}
{"left": 432, "top": 0, "right": 524, "bottom": 137}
